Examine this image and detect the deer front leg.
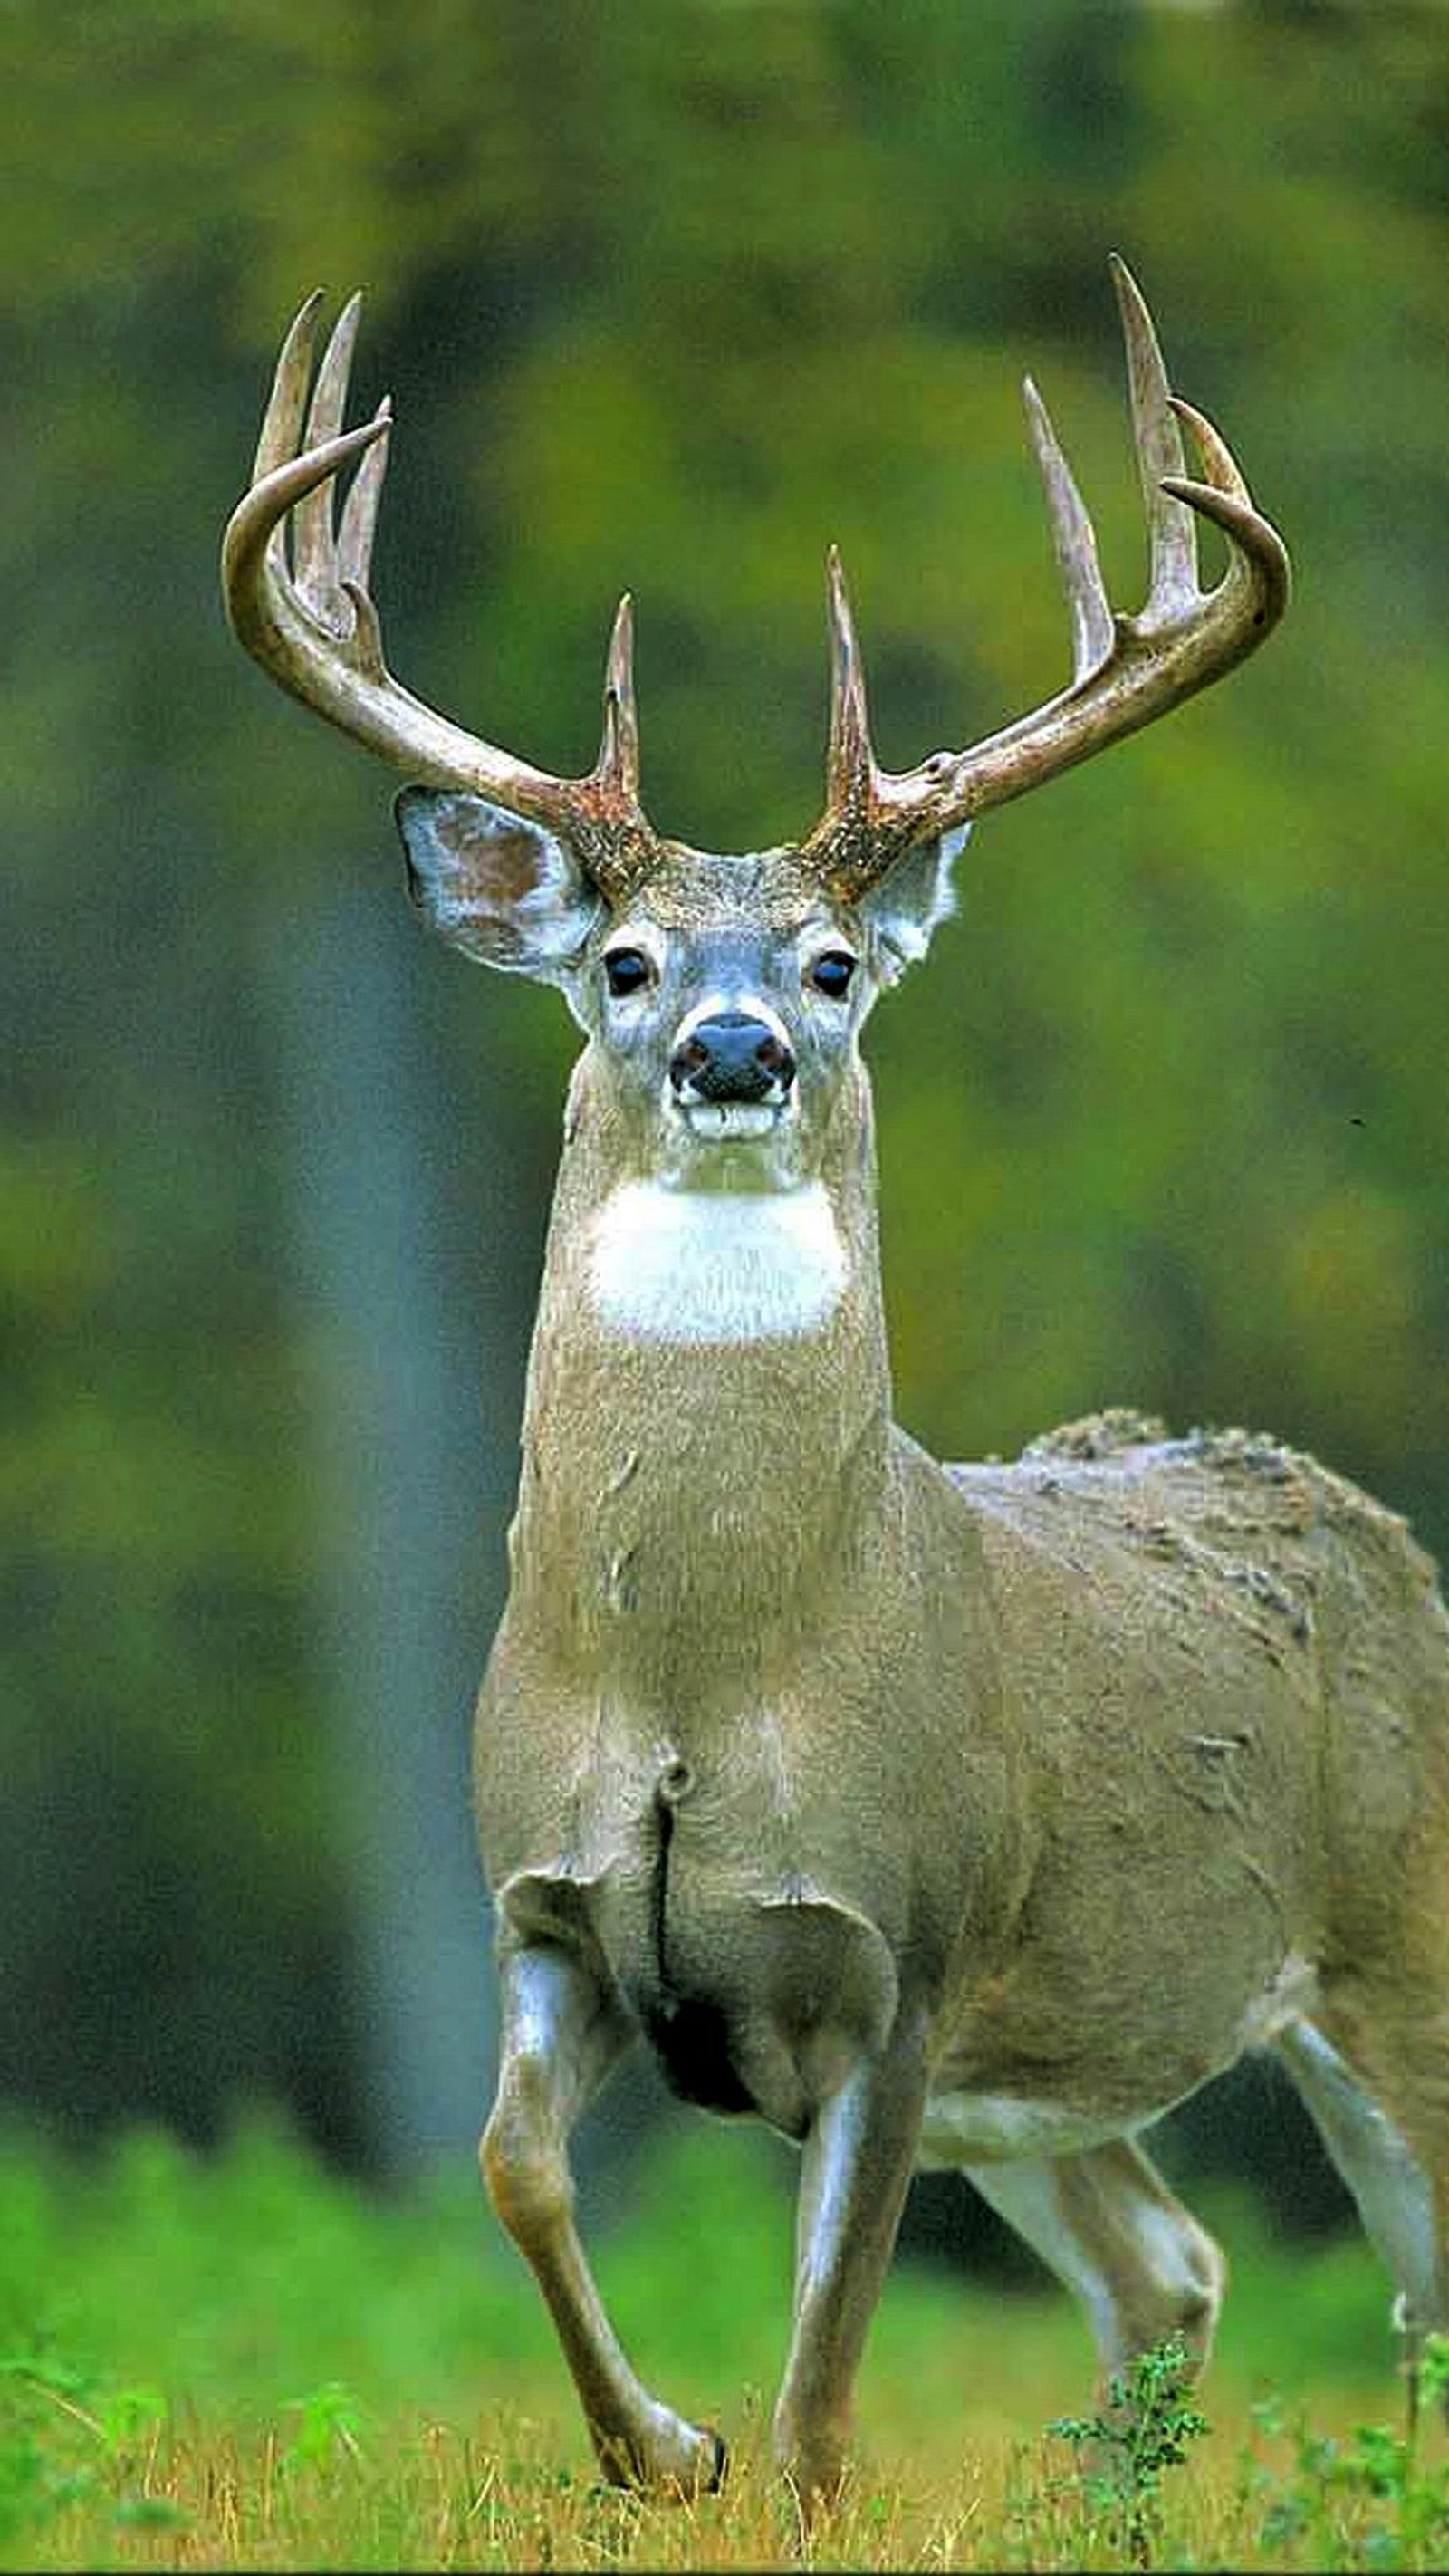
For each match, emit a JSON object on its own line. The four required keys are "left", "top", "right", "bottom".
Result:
{"left": 482, "top": 1943, "right": 724, "bottom": 2494}
{"left": 772, "top": 2022, "right": 928, "bottom": 2508}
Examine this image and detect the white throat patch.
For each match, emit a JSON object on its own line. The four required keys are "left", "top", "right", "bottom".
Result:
{"left": 587, "top": 1181, "right": 847, "bottom": 1344}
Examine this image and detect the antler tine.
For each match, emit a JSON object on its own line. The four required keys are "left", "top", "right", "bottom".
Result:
{"left": 292, "top": 291, "right": 364, "bottom": 620}
{"left": 1163, "top": 461, "right": 1291, "bottom": 610}
{"left": 595, "top": 592, "right": 640, "bottom": 800}
{"left": 252, "top": 290, "right": 324, "bottom": 485}
{"left": 825, "top": 545, "right": 876, "bottom": 809}
{"left": 1022, "top": 374, "right": 1114, "bottom": 685}
{"left": 801, "top": 260, "right": 1291, "bottom": 902}
{"left": 791, "top": 549, "right": 897, "bottom": 901}
{"left": 1162, "top": 389, "right": 1290, "bottom": 630}
{"left": 1110, "top": 253, "right": 1197, "bottom": 627}
{"left": 222, "top": 293, "right": 661, "bottom": 895}
{"left": 1167, "top": 394, "right": 1249, "bottom": 503}
{"left": 580, "top": 593, "right": 669, "bottom": 904}
{"left": 250, "top": 291, "right": 328, "bottom": 604}
{"left": 337, "top": 404, "right": 390, "bottom": 600}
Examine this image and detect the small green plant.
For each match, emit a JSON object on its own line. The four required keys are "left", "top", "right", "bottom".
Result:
{"left": 1243, "top": 2335, "right": 1449, "bottom": 2571}
{"left": 1048, "top": 2332, "right": 1211, "bottom": 2568}
{"left": 0, "top": 2347, "right": 179, "bottom": 2555}
{"left": 281, "top": 2379, "right": 366, "bottom": 2475}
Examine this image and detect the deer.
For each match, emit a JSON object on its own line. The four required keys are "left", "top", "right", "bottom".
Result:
{"left": 223, "top": 259, "right": 1449, "bottom": 2509}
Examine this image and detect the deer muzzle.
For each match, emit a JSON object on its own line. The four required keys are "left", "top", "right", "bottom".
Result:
{"left": 668, "top": 1009, "right": 797, "bottom": 1138}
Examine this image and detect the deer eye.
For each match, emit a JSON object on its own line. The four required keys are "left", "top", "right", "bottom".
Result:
{"left": 810, "top": 949, "right": 857, "bottom": 1000}
{"left": 604, "top": 948, "right": 652, "bottom": 998}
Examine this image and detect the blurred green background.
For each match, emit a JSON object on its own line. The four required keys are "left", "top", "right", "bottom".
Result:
{"left": 4, "top": 0, "right": 1448, "bottom": 2262}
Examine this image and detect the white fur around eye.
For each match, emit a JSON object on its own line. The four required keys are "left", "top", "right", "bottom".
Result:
{"left": 587, "top": 1182, "right": 846, "bottom": 1343}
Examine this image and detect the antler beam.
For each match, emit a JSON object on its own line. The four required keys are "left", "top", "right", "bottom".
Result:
{"left": 803, "top": 255, "right": 1291, "bottom": 902}
{"left": 221, "top": 292, "right": 659, "bottom": 905}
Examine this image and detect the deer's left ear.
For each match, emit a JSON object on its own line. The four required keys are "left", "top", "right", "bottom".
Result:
{"left": 395, "top": 787, "right": 603, "bottom": 980}
{"left": 859, "top": 823, "right": 970, "bottom": 976}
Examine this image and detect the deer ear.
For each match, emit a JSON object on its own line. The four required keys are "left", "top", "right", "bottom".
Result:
{"left": 858, "top": 822, "right": 969, "bottom": 977}
{"left": 395, "top": 787, "right": 602, "bottom": 980}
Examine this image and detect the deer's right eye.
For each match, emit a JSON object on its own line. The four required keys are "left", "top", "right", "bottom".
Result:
{"left": 604, "top": 949, "right": 652, "bottom": 998}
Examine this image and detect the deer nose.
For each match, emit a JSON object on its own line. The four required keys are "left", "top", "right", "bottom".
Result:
{"left": 669, "top": 1011, "right": 796, "bottom": 1104}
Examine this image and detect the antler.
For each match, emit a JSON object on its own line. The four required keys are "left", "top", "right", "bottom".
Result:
{"left": 802, "top": 256, "right": 1291, "bottom": 902}
{"left": 221, "top": 292, "right": 658, "bottom": 905}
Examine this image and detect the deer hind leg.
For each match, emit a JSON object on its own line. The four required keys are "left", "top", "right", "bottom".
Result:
{"left": 1274, "top": 2011, "right": 1448, "bottom": 2426}
{"left": 962, "top": 2139, "right": 1227, "bottom": 2386}
{"left": 481, "top": 1942, "right": 724, "bottom": 2494}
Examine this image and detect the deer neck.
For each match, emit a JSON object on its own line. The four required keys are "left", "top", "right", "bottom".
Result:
{"left": 511, "top": 1056, "right": 895, "bottom": 1677}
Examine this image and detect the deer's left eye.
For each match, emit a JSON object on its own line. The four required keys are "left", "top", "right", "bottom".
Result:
{"left": 604, "top": 948, "right": 652, "bottom": 998}
{"left": 810, "top": 950, "right": 857, "bottom": 1000}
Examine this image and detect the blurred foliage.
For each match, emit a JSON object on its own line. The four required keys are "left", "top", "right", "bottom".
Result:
{"left": 0, "top": 2108, "right": 1404, "bottom": 2453}
{"left": 0, "top": 2114, "right": 1416, "bottom": 2570}
{"left": 2, "top": 0, "right": 1448, "bottom": 2194}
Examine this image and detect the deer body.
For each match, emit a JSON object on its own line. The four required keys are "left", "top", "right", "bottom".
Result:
{"left": 486, "top": 924, "right": 1449, "bottom": 2158}
{"left": 485, "top": 1043, "right": 1009, "bottom": 2144}
{"left": 225, "top": 265, "right": 1449, "bottom": 2505}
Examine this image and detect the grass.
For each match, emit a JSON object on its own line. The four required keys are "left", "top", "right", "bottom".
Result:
{"left": 1, "top": 2107, "right": 1444, "bottom": 2569}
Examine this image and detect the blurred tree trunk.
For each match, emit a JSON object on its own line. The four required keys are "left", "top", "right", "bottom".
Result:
{"left": 264, "top": 881, "right": 503, "bottom": 2172}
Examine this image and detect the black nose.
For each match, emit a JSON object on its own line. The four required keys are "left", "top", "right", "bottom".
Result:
{"left": 669, "top": 1011, "right": 796, "bottom": 1103}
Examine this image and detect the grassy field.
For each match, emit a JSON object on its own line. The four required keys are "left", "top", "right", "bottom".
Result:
{"left": 4, "top": 2110, "right": 1447, "bottom": 2571}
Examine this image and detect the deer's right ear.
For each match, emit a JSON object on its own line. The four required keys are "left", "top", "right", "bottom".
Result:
{"left": 395, "top": 788, "right": 603, "bottom": 980}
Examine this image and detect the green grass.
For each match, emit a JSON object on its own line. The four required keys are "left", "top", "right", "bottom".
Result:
{"left": 1, "top": 2108, "right": 1443, "bottom": 2569}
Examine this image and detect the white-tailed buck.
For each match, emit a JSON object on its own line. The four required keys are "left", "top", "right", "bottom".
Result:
{"left": 225, "top": 262, "right": 1449, "bottom": 2505}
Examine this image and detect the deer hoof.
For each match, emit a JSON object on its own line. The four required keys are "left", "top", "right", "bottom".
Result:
{"left": 773, "top": 2415, "right": 849, "bottom": 2520}
{"left": 596, "top": 2411, "right": 725, "bottom": 2499}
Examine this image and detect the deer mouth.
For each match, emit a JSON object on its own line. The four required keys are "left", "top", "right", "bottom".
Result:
{"left": 677, "top": 1100, "right": 788, "bottom": 1142}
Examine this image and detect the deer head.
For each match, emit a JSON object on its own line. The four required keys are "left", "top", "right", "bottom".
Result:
{"left": 223, "top": 263, "right": 1288, "bottom": 1216}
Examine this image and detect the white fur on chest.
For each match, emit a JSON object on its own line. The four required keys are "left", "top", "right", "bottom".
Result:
{"left": 587, "top": 1181, "right": 847, "bottom": 1344}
